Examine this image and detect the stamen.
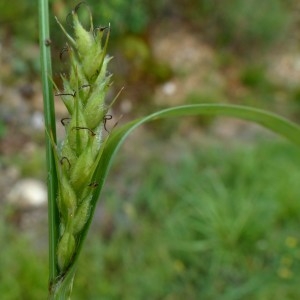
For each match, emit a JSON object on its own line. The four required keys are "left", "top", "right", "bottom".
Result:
{"left": 103, "top": 114, "right": 113, "bottom": 132}
{"left": 73, "top": 126, "right": 96, "bottom": 136}
{"left": 74, "top": 1, "right": 88, "bottom": 13}
{"left": 55, "top": 91, "right": 76, "bottom": 97}
{"left": 60, "top": 157, "right": 71, "bottom": 170}
{"left": 79, "top": 84, "right": 91, "bottom": 90}
{"left": 93, "top": 26, "right": 108, "bottom": 37}
{"left": 61, "top": 118, "right": 71, "bottom": 126}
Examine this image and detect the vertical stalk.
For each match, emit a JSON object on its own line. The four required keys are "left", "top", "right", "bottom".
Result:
{"left": 38, "top": 0, "right": 59, "bottom": 295}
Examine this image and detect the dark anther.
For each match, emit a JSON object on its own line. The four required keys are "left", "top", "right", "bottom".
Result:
{"left": 74, "top": 1, "right": 88, "bottom": 13}
{"left": 93, "top": 26, "right": 108, "bottom": 37}
{"left": 60, "top": 157, "right": 71, "bottom": 170}
{"left": 73, "top": 126, "right": 96, "bottom": 136}
{"left": 66, "top": 2, "right": 89, "bottom": 28}
{"left": 60, "top": 45, "right": 70, "bottom": 61}
{"left": 61, "top": 117, "right": 71, "bottom": 126}
{"left": 55, "top": 91, "right": 76, "bottom": 97}
{"left": 66, "top": 12, "right": 74, "bottom": 28}
{"left": 79, "top": 84, "right": 91, "bottom": 90}
{"left": 103, "top": 114, "right": 113, "bottom": 133}
{"left": 88, "top": 182, "right": 98, "bottom": 188}
{"left": 45, "top": 39, "right": 52, "bottom": 46}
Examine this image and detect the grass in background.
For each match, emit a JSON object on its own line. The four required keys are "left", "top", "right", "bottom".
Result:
{"left": 0, "top": 218, "right": 46, "bottom": 299}
{"left": 74, "top": 139, "right": 300, "bottom": 299}
{"left": 192, "top": 0, "right": 291, "bottom": 52}
{"left": 2, "top": 140, "right": 300, "bottom": 299}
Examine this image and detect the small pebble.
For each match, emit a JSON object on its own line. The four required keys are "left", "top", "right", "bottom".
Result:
{"left": 6, "top": 178, "right": 47, "bottom": 209}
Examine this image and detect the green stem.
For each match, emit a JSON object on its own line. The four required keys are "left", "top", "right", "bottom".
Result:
{"left": 38, "top": 0, "right": 59, "bottom": 295}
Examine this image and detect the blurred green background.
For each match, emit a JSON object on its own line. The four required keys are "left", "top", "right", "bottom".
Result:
{"left": 1, "top": 0, "right": 300, "bottom": 299}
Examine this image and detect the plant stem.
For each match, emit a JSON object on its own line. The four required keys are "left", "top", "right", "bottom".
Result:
{"left": 38, "top": 0, "right": 59, "bottom": 294}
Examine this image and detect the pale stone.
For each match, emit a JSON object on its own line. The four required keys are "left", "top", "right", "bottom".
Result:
{"left": 7, "top": 179, "right": 47, "bottom": 208}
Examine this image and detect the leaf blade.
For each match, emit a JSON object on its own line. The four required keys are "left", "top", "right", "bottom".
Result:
{"left": 67, "top": 103, "right": 300, "bottom": 284}
{"left": 100, "top": 104, "right": 300, "bottom": 183}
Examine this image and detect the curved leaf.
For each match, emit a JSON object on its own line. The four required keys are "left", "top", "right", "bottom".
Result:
{"left": 99, "top": 103, "right": 300, "bottom": 184}
{"left": 66, "top": 103, "right": 300, "bottom": 288}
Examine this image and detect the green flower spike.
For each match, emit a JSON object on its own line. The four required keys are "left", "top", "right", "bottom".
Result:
{"left": 54, "top": 5, "right": 112, "bottom": 272}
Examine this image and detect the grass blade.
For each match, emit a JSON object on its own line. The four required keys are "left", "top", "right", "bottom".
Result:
{"left": 38, "top": 0, "right": 59, "bottom": 292}
{"left": 100, "top": 103, "right": 300, "bottom": 182}
{"left": 70, "top": 103, "right": 300, "bottom": 269}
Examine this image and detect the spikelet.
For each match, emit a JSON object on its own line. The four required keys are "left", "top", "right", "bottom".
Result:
{"left": 54, "top": 6, "right": 112, "bottom": 271}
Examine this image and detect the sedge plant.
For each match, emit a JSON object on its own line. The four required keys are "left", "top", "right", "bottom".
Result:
{"left": 39, "top": 1, "right": 300, "bottom": 299}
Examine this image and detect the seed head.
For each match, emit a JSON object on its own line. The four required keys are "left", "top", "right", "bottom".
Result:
{"left": 54, "top": 5, "right": 112, "bottom": 271}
